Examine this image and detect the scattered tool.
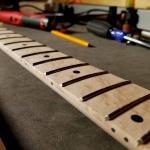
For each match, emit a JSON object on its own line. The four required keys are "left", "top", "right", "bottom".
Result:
{"left": 0, "top": 11, "right": 68, "bottom": 31}
{"left": 141, "top": 30, "right": 150, "bottom": 39}
{"left": 51, "top": 30, "right": 92, "bottom": 47}
{"left": 87, "top": 20, "right": 150, "bottom": 49}
{"left": 140, "top": 30, "right": 150, "bottom": 43}
{"left": 0, "top": 11, "right": 50, "bottom": 30}
{"left": 124, "top": 36, "right": 150, "bottom": 49}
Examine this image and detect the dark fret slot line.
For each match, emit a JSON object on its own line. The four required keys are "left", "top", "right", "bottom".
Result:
{"left": 105, "top": 93, "right": 150, "bottom": 121}
{"left": 62, "top": 71, "right": 109, "bottom": 87}
{"left": 82, "top": 80, "right": 131, "bottom": 101}
{"left": 4, "top": 40, "right": 34, "bottom": 45}
{"left": 0, "top": 35, "right": 25, "bottom": 40}
{"left": 12, "top": 45, "right": 46, "bottom": 51}
{"left": 0, "top": 32, "right": 15, "bottom": 35}
{"left": 138, "top": 131, "right": 150, "bottom": 145}
{"left": 22, "top": 50, "right": 58, "bottom": 58}
{"left": 46, "top": 63, "right": 89, "bottom": 75}
{"left": 33, "top": 56, "right": 73, "bottom": 66}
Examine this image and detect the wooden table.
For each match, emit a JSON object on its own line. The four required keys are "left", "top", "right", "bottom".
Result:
{"left": 55, "top": 0, "right": 150, "bottom": 9}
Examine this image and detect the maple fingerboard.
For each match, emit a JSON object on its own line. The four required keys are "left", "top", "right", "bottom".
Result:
{"left": 0, "top": 27, "right": 149, "bottom": 150}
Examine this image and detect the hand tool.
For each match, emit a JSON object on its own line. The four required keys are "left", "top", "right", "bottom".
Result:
{"left": 0, "top": 11, "right": 50, "bottom": 30}
{"left": 87, "top": 20, "right": 150, "bottom": 49}
{"left": 0, "top": 11, "right": 62, "bottom": 31}
{"left": 141, "top": 30, "right": 150, "bottom": 39}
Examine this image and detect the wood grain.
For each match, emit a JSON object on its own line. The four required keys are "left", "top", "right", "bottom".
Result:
{"left": 0, "top": 28, "right": 149, "bottom": 150}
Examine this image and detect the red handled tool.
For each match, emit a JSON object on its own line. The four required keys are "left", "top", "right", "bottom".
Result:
{"left": 0, "top": 11, "right": 55, "bottom": 31}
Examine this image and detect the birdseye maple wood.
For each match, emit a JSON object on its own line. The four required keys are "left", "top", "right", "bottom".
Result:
{"left": 0, "top": 28, "right": 149, "bottom": 150}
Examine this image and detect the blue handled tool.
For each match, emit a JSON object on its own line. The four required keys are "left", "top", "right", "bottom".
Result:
{"left": 87, "top": 20, "right": 150, "bottom": 49}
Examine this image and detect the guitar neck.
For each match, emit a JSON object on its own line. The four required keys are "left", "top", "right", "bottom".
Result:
{"left": 0, "top": 27, "right": 149, "bottom": 150}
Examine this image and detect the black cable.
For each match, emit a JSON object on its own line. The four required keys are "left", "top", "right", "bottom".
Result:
{"left": 76, "top": 8, "right": 109, "bottom": 16}
{"left": 20, "top": 4, "right": 45, "bottom": 12}
{"left": 19, "top": 5, "right": 109, "bottom": 30}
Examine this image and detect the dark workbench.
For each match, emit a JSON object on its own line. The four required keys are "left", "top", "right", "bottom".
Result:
{"left": 0, "top": 24, "right": 149, "bottom": 150}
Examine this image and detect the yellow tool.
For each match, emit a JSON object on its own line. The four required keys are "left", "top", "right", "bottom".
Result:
{"left": 51, "top": 30, "right": 92, "bottom": 47}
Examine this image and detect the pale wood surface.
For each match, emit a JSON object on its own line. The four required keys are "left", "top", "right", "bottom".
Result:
{"left": 0, "top": 28, "right": 6, "bottom": 31}
{"left": 135, "top": 0, "right": 150, "bottom": 9}
{"left": 48, "top": 65, "right": 103, "bottom": 86}
{"left": 0, "top": 34, "right": 23, "bottom": 40}
{"left": 0, "top": 139, "right": 6, "bottom": 150}
{"left": 112, "top": 99, "right": 150, "bottom": 146}
{"left": 35, "top": 58, "right": 84, "bottom": 74}
{"left": 55, "top": 0, "right": 127, "bottom": 7}
{"left": 23, "top": 52, "right": 67, "bottom": 65}
{"left": 63, "top": 74, "right": 126, "bottom": 100}
{"left": 55, "top": 0, "right": 150, "bottom": 9}
{"left": 0, "top": 30, "right": 14, "bottom": 35}
{"left": 6, "top": 41, "right": 44, "bottom": 50}
{"left": 85, "top": 84, "right": 150, "bottom": 119}
{"left": 0, "top": 37, "right": 33, "bottom": 45}
{"left": 0, "top": 28, "right": 149, "bottom": 150}
{"left": 14, "top": 46, "right": 54, "bottom": 56}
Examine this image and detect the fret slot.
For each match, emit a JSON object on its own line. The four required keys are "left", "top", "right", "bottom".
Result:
{"left": 22, "top": 50, "right": 58, "bottom": 58}
{"left": 46, "top": 63, "right": 89, "bottom": 75}
{"left": 47, "top": 65, "right": 103, "bottom": 85}
{"left": 0, "top": 37, "right": 33, "bottom": 45}
{"left": 62, "top": 71, "right": 109, "bottom": 87}
{"left": 33, "top": 56, "right": 72, "bottom": 66}
{"left": 105, "top": 93, "right": 150, "bottom": 121}
{"left": 8, "top": 41, "right": 46, "bottom": 51}
{"left": 84, "top": 84, "right": 150, "bottom": 122}
{"left": 107, "top": 96, "right": 150, "bottom": 146}
{"left": 82, "top": 80, "right": 131, "bottom": 101}
{"left": 8, "top": 41, "right": 44, "bottom": 51}
{"left": 4, "top": 39, "right": 34, "bottom": 45}
{"left": 138, "top": 131, "right": 150, "bottom": 145}
{"left": 23, "top": 52, "right": 67, "bottom": 65}
{"left": 34, "top": 58, "right": 86, "bottom": 75}
{"left": 13, "top": 47, "right": 55, "bottom": 57}
{"left": 63, "top": 74, "right": 128, "bottom": 101}
{"left": 12, "top": 45, "right": 46, "bottom": 51}
{"left": 0, "top": 34, "right": 24, "bottom": 40}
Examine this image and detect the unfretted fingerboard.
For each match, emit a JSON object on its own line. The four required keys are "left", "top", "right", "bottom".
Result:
{"left": 0, "top": 27, "right": 149, "bottom": 150}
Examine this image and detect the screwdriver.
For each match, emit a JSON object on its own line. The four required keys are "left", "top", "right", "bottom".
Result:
{"left": 87, "top": 20, "right": 150, "bottom": 49}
